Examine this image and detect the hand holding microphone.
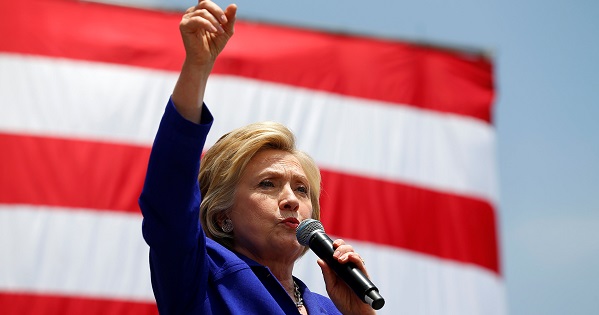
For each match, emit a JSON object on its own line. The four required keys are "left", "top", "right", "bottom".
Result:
{"left": 296, "top": 219, "right": 385, "bottom": 310}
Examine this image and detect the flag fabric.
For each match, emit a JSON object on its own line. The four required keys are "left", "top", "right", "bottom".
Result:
{"left": 0, "top": 0, "right": 505, "bottom": 314}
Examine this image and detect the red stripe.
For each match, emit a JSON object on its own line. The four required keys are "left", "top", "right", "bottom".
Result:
{"left": 0, "top": 0, "right": 494, "bottom": 123}
{"left": 0, "top": 0, "right": 184, "bottom": 72}
{"left": 0, "top": 132, "right": 149, "bottom": 213}
{"left": 320, "top": 170, "right": 500, "bottom": 274}
{"left": 0, "top": 292, "right": 157, "bottom": 315}
{"left": 0, "top": 132, "right": 499, "bottom": 273}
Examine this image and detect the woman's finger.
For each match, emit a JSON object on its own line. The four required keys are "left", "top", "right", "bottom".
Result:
{"left": 185, "top": 9, "right": 224, "bottom": 33}
{"left": 197, "top": 0, "right": 229, "bottom": 24}
{"left": 331, "top": 240, "right": 370, "bottom": 276}
{"left": 332, "top": 241, "right": 354, "bottom": 257}
{"left": 221, "top": 4, "right": 237, "bottom": 34}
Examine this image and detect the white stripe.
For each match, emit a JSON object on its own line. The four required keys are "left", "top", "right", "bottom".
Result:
{"left": 0, "top": 205, "right": 154, "bottom": 301}
{"left": 0, "top": 205, "right": 505, "bottom": 314}
{"left": 0, "top": 53, "right": 497, "bottom": 202}
{"left": 0, "top": 53, "right": 174, "bottom": 145}
{"left": 205, "top": 76, "right": 498, "bottom": 203}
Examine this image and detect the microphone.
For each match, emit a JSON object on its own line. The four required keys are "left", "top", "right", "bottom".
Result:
{"left": 296, "top": 219, "right": 385, "bottom": 310}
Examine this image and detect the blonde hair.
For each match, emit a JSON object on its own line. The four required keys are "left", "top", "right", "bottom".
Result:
{"left": 199, "top": 121, "right": 321, "bottom": 250}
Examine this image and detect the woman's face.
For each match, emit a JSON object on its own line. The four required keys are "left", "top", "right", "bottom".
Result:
{"left": 229, "top": 149, "right": 313, "bottom": 262}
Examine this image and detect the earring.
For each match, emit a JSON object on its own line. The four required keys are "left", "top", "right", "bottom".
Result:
{"left": 221, "top": 218, "right": 233, "bottom": 233}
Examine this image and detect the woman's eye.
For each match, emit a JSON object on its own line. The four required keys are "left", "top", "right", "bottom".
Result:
{"left": 259, "top": 180, "right": 275, "bottom": 188}
{"left": 296, "top": 186, "right": 309, "bottom": 194}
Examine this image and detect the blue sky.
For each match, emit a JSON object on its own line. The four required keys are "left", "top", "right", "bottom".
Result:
{"left": 98, "top": 1, "right": 599, "bottom": 313}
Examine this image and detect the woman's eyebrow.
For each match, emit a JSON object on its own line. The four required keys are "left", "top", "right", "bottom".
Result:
{"left": 258, "top": 169, "right": 308, "bottom": 182}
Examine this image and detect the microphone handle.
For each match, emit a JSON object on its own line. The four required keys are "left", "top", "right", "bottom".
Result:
{"left": 309, "top": 232, "right": 385, "bottom": 310}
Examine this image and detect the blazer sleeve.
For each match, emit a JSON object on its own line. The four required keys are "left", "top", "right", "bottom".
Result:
{"left": 138, "top": 97, "right": 214, "bottom": 314}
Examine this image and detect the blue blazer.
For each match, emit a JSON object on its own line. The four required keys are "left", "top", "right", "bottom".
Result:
{"left": 139, "top": 99, "right": 341, "bottom": 314}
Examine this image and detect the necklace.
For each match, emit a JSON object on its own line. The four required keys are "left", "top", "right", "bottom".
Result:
{"left": 293, "top": 281, "right": 304, "bottom": 308}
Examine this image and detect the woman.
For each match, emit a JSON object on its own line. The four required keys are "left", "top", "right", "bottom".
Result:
{"left": 139, "top": 1, "right": 376, "bottom": 314}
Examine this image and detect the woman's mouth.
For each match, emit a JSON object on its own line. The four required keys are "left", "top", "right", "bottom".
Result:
{"left": 281, "top": 217, "right": 300, "bottom": 229}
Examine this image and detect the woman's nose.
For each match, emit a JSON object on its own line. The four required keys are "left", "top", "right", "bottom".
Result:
{"left": 279, "top": 184, "right": 299, "bottom": 211}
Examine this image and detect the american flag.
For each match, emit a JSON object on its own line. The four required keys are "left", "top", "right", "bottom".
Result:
{"left": 0, "top": 0, "right": 505, "bottom": 314}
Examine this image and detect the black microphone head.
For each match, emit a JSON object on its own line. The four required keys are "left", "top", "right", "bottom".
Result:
{"left": 296, "top": 219, "right": 325, "bottom": 246}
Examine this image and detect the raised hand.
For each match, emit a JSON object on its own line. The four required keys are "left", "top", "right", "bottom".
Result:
{"left": 172, "top": 1, "right": 237, "bottom": 123}
{"left": 179, "top": 0, "right": 237, "bottom": 67}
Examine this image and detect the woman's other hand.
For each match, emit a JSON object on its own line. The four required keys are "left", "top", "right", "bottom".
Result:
{"left": 318, "top": 239, "right": 377, "bottom": 315}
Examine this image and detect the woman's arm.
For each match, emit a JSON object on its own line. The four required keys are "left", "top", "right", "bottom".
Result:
{"left": 138, "top": 2, "right": 237, "bottom": 313}
{"left": 141, "top": 0, "right": 237, "bottom": 249}
{"left": 172, "top": 0, "right": 237, "bottom": 123}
